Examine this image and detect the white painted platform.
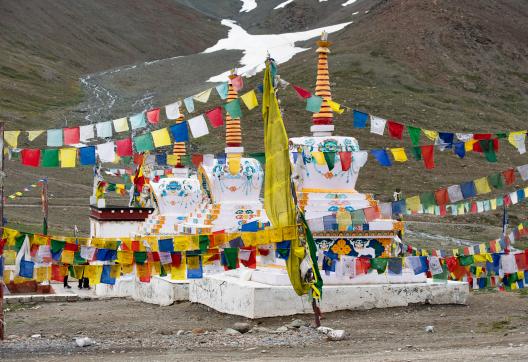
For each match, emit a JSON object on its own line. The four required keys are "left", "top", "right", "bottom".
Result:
{"left": 189, "top": 273, "right": 469, "bottom": 319}
{"left": 95, "top": 275, "right": 189, "bottom": 306}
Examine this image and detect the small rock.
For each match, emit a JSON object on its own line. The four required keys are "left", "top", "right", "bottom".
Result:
{"left": 261, "top": 350, "right": 268, "bottom": 353}
{"left": 75, "top": 337, "right": 94, "bottom": 347}
{"left": 275, "top": 326, "right": 288, "bottom": 333}
{"left": 232, "top": 322, "right": 251, "bottom": 334}
{"left": 316, "top": 326, "right": 334, "bottom": 335}
{"left": 289, "top": 319, "right": 308, "bottom": 328}
{"left": 158, "top": 329, "right": 172, "bottom": 336}
{"left": 7, "top": 335, "right": 19, "bottom": 340}
{"left": 225, "top": 328, "right": 242, "bottom": 335}
{"left": 31, "top": 334, "right": 41, "bottom": 339}
{"left": 440, "top": 313, "right": 446, "bottom": 317}
{"left": 250, "top": 326, "right": 271, "bottom": 333}
{"left": 191, "top": 328, "right": 206, "bottom": 335}
{"left": 327, "top": 329, "right": 347, "bottom": 341}
{"left": 425, "top": 326, "right": 435, "bottom": 333}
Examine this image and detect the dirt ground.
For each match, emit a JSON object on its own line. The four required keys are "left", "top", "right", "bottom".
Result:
{"left": 1, "top": 291, "right": 527, "bottom": 361}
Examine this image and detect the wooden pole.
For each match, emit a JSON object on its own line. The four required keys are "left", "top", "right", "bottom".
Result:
{"left": 0, "top": 121, "right": 5, "bottom": 340}
{"left": 42, "top": 177, "right": 48, "bottom": 235}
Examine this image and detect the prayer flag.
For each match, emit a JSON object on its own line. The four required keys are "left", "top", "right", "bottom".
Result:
{"left": 370, "top": 258, "right": 388, "bottom": 274}
{"left": 193, "top": 88, "right": 212, "bottom": 103}
{"left": 96, "top": 121, "right": 113, "bottom": 138}
{"left": 79, "top": 146, "right": 96, "bottom": 166}
{"left": 517, "top": 164, "right": 528, "bottom": 181}
{"left": 41, "top": 149, "right": 59, "bottom": 167}
{"left": 170, "top": 121, "right": 189, "bottom": 142}
{"left": 460, "top": 181, "right": 476, "bottom": 199}
{"left": 387, "top": 258, "right": 403, "bottom": 275}
{"left": 205, "top": 107, "right": 224, "bottom": 128}
{"left": 96, "top": 141, "right": 116, "bottom": 163}
{"left": 27, "top": 130, "right": 44, "bottom": 142}
{"left": 327, "top": 100, "right": 344, "bottom": 114}
{"left": 224, "top": 99, "right": 243, "bottom": 118}
{"left": 133, "top": 133, "right": 155, "bottom": 153}
{"left": 130, "top": 112, "right": 147, "bottom": 129}
{"left": 165, "top": 101, "right": 181, "bottom": 120}
{"left": 353, "top": 110, "right": 368, "bottom": 128}
{"left": 4, "top": 131, "right": 21, "bottom": 148}
{"left": 115, "top": 138, "right": 133, "bottom": 157}
{"left": 305, "top": 95, "right": 323, "bottom": 113}
{"left": 454, "top": 142, "right": 466, "bottom": 158}
{"left": 79, "top": 125, "right": 95, "bottom": 142}
{"left": 47, "top": 129, "right": 63, "bottom": 147}
{"left": 371, "top": 149, "right": 392, "bottom": 166}
{"left": 63, "top": 127, "right": 80, "bottom": 145}
{"left": 184, "top": 97, "right": 195, "bottom": 113}
{"left": 420, "top": 192, "right": 436, "bottom": 209}
{"left": 407, "top": 126, "right": 421, "bottom": 146}
{"left": 146, "top": 108, "right": 160, "bottom": 124}
{"left": 151, "top": 128, "right": 172, "bottom": 148}
{"left": 502, "top": 168, "right": 515, "bottom": 185}
{"left": 370, "top": 116, "right": 386, "bottom": 135}
{"left": 215, "top": 82, "right": 229, "bottom": 99}
{"left": 387, "top": 120, "right": 404, "bottom": 139}
{"left": 423, "top": 130, "right": 438, "bottom": 141}
{"left": 292, "top": 84, "right": 312, "bottom": 99}
{"left": 438, "top": 132, "right": 454, "bottom": 149}
{"left": 411, "top": 146, "right": 422, "bottom": 160}
{"left": 420, "top": 145, "right": 435, "bottom": 169}
{"left": 406, "top": 196, "right": 421, "bottom": 213}
{"left": 339, "top": 152, "right": 352, "bottom": 171}
{"left": 113, "top": 117, "right": 129, "bottom": 132}
{"left": 188, "top": 115, "right": 209, "bottom": 138}
{"left": 390, "top": 148, "right": 408, "bottom": 162}
{"left": 474, "top": 177, "right": 491, "bottom": 195}
{"left": 19, "top": 259, "right": 34, "bottom": 279}
{"left": 477, "top": 139, "right": 497, "bottom": 162}
{"left": 434, "top": 188, "right": 449, "bottom": 205}
{"left": 447, "top": 185, "right": 464, "bottom": 203}
{"left": 186, "top": 255, "right": 203, "bottom": 279}
{"left": 231, "top": 75, "right": 244, "bottom": 91}
{"left": 21, "top": 149, "right": 41, "bottom": 167}
{"left": 240, "top": 90, "right": 258, "bottom": 110}
{"left": 60, "top": 148, "right": 77, "bottom": 168}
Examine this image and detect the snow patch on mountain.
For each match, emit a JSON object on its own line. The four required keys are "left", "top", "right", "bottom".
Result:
{"left": 274, "top": 0, "right": 294, "bottom": 9}
{"left": 204, "top": 19, "right": 351, "bottom": 82}
{"left": 240, "top": 0, "right": 257, "bottom": 13}
{"left": 342, "top": 0, "right": 358, "bottom": 6}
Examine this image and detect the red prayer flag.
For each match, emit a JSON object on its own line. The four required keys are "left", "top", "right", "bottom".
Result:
{"left": 133, "top": 153, "right": 144, "bottom": 165}
{"left": 240, "top": 247, "right": 257, "bottom": 269}
{"left": 503, "top": 194, "right": 512, "bottom": 207}
{"left": 63, "top": 127, "right": 80, "bottom": 145}
{"left": 439, "top": 204, "right": 447, "bottom": 216}
{"left": 51, "top": 264, "right": 65, "bottom": 282}
{"left": 146, "top": 108, "right": 160, "bottom": 124}
{"left": 502, "top": 168, "right": 515, "bottom": 185}
{"left": 21, "top": 149, "right": 41, "bottom": 167}
{"left": 515, "top": 253, "right": 527, "bottom": 271}
{"left": 363, "top": 207, "right": 381, "bottom": 222}
{"left": 231, "top": 75, "right": 244, "bottom": 91}
{"left": 470, "top": 202, "right": 478, "bottom": 213}
{"left": 116, "top": 138, "right": 133, "bottom": 157}
{"left": 64, "top": 243, "right": 79, "bottom": 252}
{"left": 205, "top": 107, "right": 224, "bottom": 128}
{"left": 446, "top": 256, "right": 458, "bottom": 272}
{"left": 191, "top": 154, "right": 203, "bottom": 168}
{"left": 355, "top": 257, "right": 371, "bottom": 275}
{"left": 171, "top": 253, "right": 182, "bottom": 267}
{"left": 474, "top": 134, "right": 492, "bottom": 140}
{"left": 387, "top": 120, "right": 404, "bottom": 139}
{"left": 420, "top": 145, "right": 435, "bottom": 169}
{"left": 434, "top": 188, "right": 449, "bottom": 205}
{"left": 339, "top": 151, "right": 352, "bottom": 171}
{"left": 292, "top": 84, "right": 312, "bottom": 99}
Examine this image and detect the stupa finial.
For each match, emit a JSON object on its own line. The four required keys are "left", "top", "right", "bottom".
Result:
{"left": 312, "top": 31, "right": 334, "bottom": 135}
{"left": 225, "top": 70, "right": 242, "bottom": 153}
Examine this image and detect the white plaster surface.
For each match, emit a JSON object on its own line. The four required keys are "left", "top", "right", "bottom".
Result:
{"left": 189, "top": 274, "right": 469, "bottom": 319}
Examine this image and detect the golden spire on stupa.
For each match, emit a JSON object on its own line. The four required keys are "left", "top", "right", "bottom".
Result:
{"left": 312, "top": 31, "right": 334, "bottom": 127}
{"left": 172, "top": 113, "right": 186, "bottom": 167}
{"left": 225, "top": 69, "right": 242, "bottom": 150}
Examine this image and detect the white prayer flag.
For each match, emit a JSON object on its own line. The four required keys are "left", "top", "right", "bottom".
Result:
{"left": 447, "top": 185, "right": 464, "bottom": 203}
{"left": 96, "top": 141, "right": 116, "bottom": 163}
{"left": 165, "top": 101, "right": 181, "bottom": 120}
{"left": 79, "top": 125, "right": 95, "bottom": 142}
{"left": 370, "top": 116, "right": 386, "bottom": 135}
{"left": 187, "top": 114, "right": 209, "bottom": 138}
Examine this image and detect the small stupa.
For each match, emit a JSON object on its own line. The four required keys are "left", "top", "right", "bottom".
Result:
{"left": 179, "top": 71, "right": 268, "bottom": 233}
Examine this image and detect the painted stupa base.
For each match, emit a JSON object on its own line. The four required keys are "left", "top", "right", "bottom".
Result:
{"left": 189, "top": 268, "right": 469, "bottom": 318}
{"left": 95, "top": 275, "right": 189, "bottom": 306}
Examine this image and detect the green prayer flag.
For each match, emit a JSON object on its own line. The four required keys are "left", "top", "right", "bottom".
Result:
{"left": 411, "top": 146, "right": 422, "bottom": 160}
{"left": 433, "top": 263, "right": 448, "bottom": 283}
{"left": 480, "top": 140, "right": 497, "bottom": 162}
{"left": 408, "top": 126, "right": 421, "bottom": 146}
{"left": 323, "top": 151, "right": 336, "bottom": 171}
{"left": 106, "top": 183, "right": 116, "bottom": 192}
{"left": 41, "top": 149, "right": 60, "bottom": 167}
{"left": 133, "top": 133, "right": 154, "bottom": 153}
{"left": 223, "top": 248, "right": 238, "bottom": 270}
{"left": 306, "top": 95, "right": 323, "bottom": 113}
{"left": 351, "top": 210, "right": 366, "bottom": 223}
{"left": 496, "top": 197, "right": 504, "bottom": 207}
{"left": 121, "top": 156, "right": 132, "bottom": 165}
{"left": 370, "top": 258, "right": 388, "bottom": 274}
{"left": 249, "top": 152, "right": 265, "bottom": 166}
{"left": 51, "top": 239, "right": 65, "bottom": 253}
{"left": 199, "top": 235, "right": 210, "bottom": 252}
{"left": 420, "top": 191, "right": 437, "bottom": 209}
{"left": 488, "top": 173, "right": 504, "bottom": 189}
{"left": 223, "top": 99, "right": 242, "bottom": 118}
{"left": 159, "top": 263, "right": 167, "bottom": 277}
{"left": 134, "top": 251, "right": 147, "bottom": 264}
{"left": 74, "top": 251, "right": 86, "bottom": 265}
{"left": 458, "top": 255, "right": 474, "bottom": 266}
{"left": 495, "top": 133, "right": 507, "bottom": 139}
{"left": 14, "top": 234, "right": 27, "bottom": 252}
{"left": 180, "top": 155, "right": 192, "bottom": 167}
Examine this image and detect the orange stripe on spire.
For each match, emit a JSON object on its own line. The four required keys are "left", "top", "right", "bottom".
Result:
{"left": 312, "top": 33, "right": 333, "bottom": 125}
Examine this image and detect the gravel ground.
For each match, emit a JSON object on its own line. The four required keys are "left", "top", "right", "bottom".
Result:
{"left": 1, "top": 291, "right": 528, "bottom": 361}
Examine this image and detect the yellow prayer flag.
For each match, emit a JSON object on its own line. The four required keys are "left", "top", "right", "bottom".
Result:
{"left": 117, "top": 250, "right": 134, "bottom": 264}
{"left": 193, "top": 88, "right": 212, "bottom": 103}
{"left": 187, "top": 255, "right": 200, "bottom": 270}
{"left": 282, "top": 225, "right": 297, "bottom": 240}
{"left": 113, "top": 117, "right": 129, "bottom": 132}
{"left": 479, "top": 244, "right": 487, "bottom": 254}
{"left": 465, "top": 139, "right": 477, "bottom": 152}
{"left": 422, "top": 130, "right": 438, "bottom": 141}
{"left": 240, "top": 90, "right": 259, "bottom": 110}
{"left": 167, "top": 154, "right": 179, "bottom": 166}
{"left": 390, "top": 148, "right": 408, "bottom": 162}
{"left": 121, "top": 264, "right": 134, "bottom": 274}
{"left": 3, "top": 227, "right": 19, "bottom": 246}
{"left": 151, "top": 128, "right": 172, "bottom": 148}
{"left": 35, "top": 267, "right": 50, "bottom": 282}
{"left": 110, "top": 265, "right": 121, "bottom": 279}
{"left": 61, "top": 250, "right": 74, "bottom": 264}
{"left": 3, "top": 270, "right": 12, "bottom": 284}
{"left": 327, "top": 99, "right": 344, "bottom": 114}
{"left": 27, "top": 130, "right": 44, "bottom": 142}
{"left": 490, "top": 199, "right": 497, "bottom": 210}
{"left": 457, "top": 203, "right": 465, "bottom": 215}
{"left": 173, "top": 236, "right": 191, "bottom": 251}
{"left": 241, "top": 232, "right": 257, "bottom": 246}
{"left": 405, "top": 196, "right": 421, "bottom": 213}
{"left": 228, "top": 154, "right": 241, "bottom": 175}
{"left": 32, "top": 234, "right": 50, "bottom": 246}
{"left": 256, "top": 229, "right": 270, "bottom": 245}
{"left": 73, "top": 266, "right": 85, "bottom": 279}
{"left": 508, "top": 131, "right": 526, "bottom": 147}
{"left": 474, "top": 253, "right": 492, "bottom": 263}
{"left": 4, "top": 131, "right": 21, "bottom": 148}
{"left": 311, "top": 151, "right": 325, "bottom": 165}
{"left": 171, "top": 255, "right": 187, "bottom": 280}
{"left": 474, "top": 177, "right": 491, "bottom": 195}
{"left": 3, "top": 250, "right": 16, "bottom": 265}
{"left": 84, "top": 265, "right": 102, "bottom": 284}
{"left": 60, "top": 148, "right": 77, "bottom": 168}
{"left": 269, "top": 227, "right": 283, "bottom": 243}
{"left": 151, "top": 261, "right": 161, "bottom": 276}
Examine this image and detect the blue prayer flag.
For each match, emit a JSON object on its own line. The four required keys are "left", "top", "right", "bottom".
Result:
{"left": 158, "top": 238, "right": 174, "bottom": 252}
{"left": 371, "top": 149, "right": 392, "bottom": 166}
{"left": 156, "top": 153, "right": 167, "bottom": 166}
{"left": 186, "top": 256, "right": 203, "bottom": 279}
{"left": 276, "top": 240, "right": 291, "bottom": 260}
{"left": 438, "top": 132, "right": 454, "bottom": 149}
{"left": 460, "top": 181, "right": 477, "bottom": 199}
{"left": 453, "top": 142, "right": 466, "bottom": 159}
{"left": 79, "top": 146, "right": 96, "bottom": 166}
{"left": 169, "top": 121, "right": 189, "bottom": 142}
{"left": 100, "top": 265, "right": 116, "bottom": 285}
{"left": 19, "top": 259, "right": 34, "bottom": 279}
{"left": 353, "top": 110, "right": 369, "bottom": 128}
